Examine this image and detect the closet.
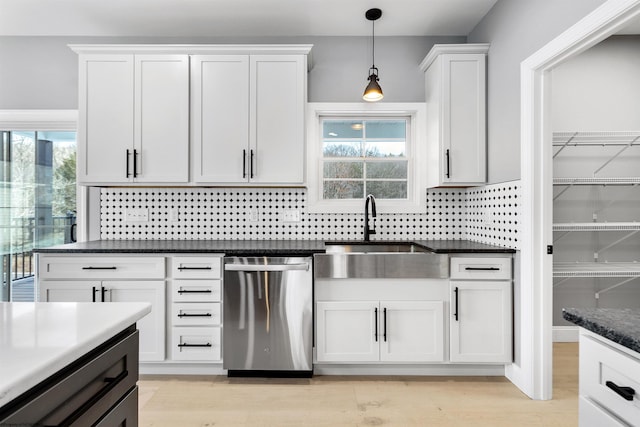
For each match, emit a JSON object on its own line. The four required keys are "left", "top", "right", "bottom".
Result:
{"left": 552, "top": 36, "right": 640, "bottom": 331}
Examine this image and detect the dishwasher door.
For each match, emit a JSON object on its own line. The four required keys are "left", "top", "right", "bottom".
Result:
{"left": 223, "top": 257, "right": 313, "bottom": 376}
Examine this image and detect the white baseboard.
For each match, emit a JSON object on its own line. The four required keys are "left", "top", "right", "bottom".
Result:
{"left": 553, "top": 326, "right": 579, "bottom": 342}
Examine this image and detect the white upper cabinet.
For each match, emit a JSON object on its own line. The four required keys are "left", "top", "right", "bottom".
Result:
{"left": 193, "top": 53, "right": 307, "bottom": 184}
{"left": 76, "top": 51, "right": 189, "bottom": 184}
{"left": 72, "top": 44, "right": 310, "bottom": 186}
{"left": 421, "top": 44, "right": 489, "bottom": 188}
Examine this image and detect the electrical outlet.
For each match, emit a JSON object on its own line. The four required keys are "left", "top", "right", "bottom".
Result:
{"left": 283, "top": 209, "right": 301, "bottom": 222}
{"left": 170, "top": 208, "right": 179, "bottom": 222}
{"left": 124, "top": 208, "right": 149, "bottom": 222}
{"left": 248, "top": 208, "right": 259, "bottom": 222}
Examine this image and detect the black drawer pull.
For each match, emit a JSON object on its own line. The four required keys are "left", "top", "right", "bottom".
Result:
{"left": 606, "top": 381, "right": 635, "bottom": 401}
{"left": 82, "top": 266, "right": 117, "bottom": 270}
{"left": 178, "top": 289, "right": 213, "bottom": 294}
{"left": 177, "top": 313, "right": 212, "bottom": 318}
{"left": 177, "top": 266, "right": 212, "bottom": 271}
{"left": 464, "top": 267, "right": 500, "bottom": 271}
{"left": 104, "top": 370, "right": 129, "bottom": 384}
{"left": 454, "top": 287, "right": 459, "bottom": 321}
{"left": 178, "top": 343, "right": 212, "bottom": 348}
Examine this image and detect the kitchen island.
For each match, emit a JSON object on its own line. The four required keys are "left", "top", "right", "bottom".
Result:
{"left": 0, "top": 302, "right": 151, "bottom": 425}
{"left": 563, "top": 307, "right": 640, "bottom": 426}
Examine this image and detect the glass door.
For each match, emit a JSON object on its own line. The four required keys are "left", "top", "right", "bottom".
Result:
{"left": 1, "top": 130, "right": 76, "bottom": 301}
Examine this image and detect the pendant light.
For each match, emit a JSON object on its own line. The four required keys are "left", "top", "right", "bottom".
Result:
{"left": 363, "top": 8, "right": 383, "bottom": 102}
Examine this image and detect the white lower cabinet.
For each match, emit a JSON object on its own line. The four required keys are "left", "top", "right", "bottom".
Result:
{"left": 316, "top": 300, "right": 444, "bottom": 363}
{"left": 449, "top": 281, "right": 512, "bottom": 363}
{"left": 39, "top": 280, "right": 166, "bottom": 362}
{"left": 579, "top": 331, "right": 640, "bottom": 426}
{"left": 449, "top": 256, "right": 513, "bottom": 363}
{"left": 168, "top": 255, "right": 223, "bottom": 362}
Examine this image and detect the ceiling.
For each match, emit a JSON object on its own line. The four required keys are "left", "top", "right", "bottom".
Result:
{"left": 0, "top": 0, "right": 499, "bottom": 37}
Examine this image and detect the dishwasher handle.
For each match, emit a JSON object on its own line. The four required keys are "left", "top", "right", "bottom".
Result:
{"left": 224, "top": 262, "right": 310, "bottom": 272}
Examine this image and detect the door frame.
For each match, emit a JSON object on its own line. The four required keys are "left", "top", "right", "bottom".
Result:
{"left": 514, "top": 0, "right": 640, "bottom": 400}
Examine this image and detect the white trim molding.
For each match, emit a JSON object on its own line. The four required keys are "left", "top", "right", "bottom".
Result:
{"left": 515, "top": 0, "right": 640, "bottom": 400}
{"left": 306, "top": 102, "right": 427, "bottom": 214}
{"left": 0, "top": 110, "right": 78, "bottom": 130}
{"left": 553, "top": 326, "right": 579, "bottom": 342}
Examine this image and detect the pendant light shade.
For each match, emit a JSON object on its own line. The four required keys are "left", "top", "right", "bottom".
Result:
{"left": 363, "top": 8, "right": 383, "bottom": 102}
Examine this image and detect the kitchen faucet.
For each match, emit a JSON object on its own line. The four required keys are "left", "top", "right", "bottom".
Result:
{"left": 364, "top": 194, "right": 377, "bottom": 241}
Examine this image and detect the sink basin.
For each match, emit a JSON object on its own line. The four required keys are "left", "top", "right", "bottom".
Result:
{"left": 315, "top": 242, "right": 448, "bottom": 279}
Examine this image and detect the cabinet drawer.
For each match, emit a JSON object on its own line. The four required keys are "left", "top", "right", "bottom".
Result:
{"left": 580, "top": 334, "right": 640, "bottom": 426}
{"left": 579, "top": 396, "right": 627, "bottom": 427}
{"left": 171, "top": 280, "right": 221, "bottom": 302}
{"left": 171, "top": 256, "right": 222, "bottom": 279}
{"left": 172, "top": 303, "right": 221, "bottom": 326}
{"left": 450, "top": 257, "right": 511, "bottom": 280}
{"left": 39, "top": 256, "right": 165, "bottom": 280}
{"left": 171, "top": 327, "right": 221, "bottom": 361}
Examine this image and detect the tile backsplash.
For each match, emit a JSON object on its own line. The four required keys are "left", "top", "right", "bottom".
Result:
{"left": 100, "top": 181, "right": 520, "bottom": 249}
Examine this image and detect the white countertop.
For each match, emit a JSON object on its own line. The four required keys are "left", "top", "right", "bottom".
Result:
{"left": 0, "top": 302, "right": 151, "bottom": 408}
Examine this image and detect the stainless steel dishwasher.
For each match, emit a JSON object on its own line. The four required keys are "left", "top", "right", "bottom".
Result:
{"left": 223, "top": 256, "right": 313, "bottom": 377}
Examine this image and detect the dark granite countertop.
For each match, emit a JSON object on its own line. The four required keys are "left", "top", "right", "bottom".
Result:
{"left": 563, "top": 307, "right": 640, "bottom": 354}
{"left": 34, "top": 239, "right": 516, "bottom": 256}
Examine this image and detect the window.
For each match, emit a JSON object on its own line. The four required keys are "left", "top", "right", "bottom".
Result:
{"left": 0, "top": 110, "right": 77, "bottom": 302}
{"left": 307, "top": 103, "right": 426, "bottom": 213}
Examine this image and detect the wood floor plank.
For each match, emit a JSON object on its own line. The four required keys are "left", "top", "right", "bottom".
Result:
{"left": 138, "top": 343, "right": 579, "bottom": 426}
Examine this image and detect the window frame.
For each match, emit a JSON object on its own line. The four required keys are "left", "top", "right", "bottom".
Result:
{"left": 306, "top": 103, "right": 427, "bottom": 213}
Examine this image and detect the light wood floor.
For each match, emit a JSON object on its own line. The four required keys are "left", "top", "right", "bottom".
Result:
{"left": 138, "top": 343, "right": 578, "bottom": 426}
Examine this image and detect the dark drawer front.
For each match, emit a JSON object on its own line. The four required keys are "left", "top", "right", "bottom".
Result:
{"left": 1, "top": 328, "right": 139, "bottom": 426}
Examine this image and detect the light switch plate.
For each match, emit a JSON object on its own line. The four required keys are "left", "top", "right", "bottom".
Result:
{"left": 124, "top": 208, "right": 149, "bottom": 222}
{"left": 283, "top": 209, "right": 301, "bottom": 222}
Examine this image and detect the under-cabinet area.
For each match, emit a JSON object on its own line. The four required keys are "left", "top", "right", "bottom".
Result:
{"left": 35, "top": 243, "right": 514, "bottom": 376}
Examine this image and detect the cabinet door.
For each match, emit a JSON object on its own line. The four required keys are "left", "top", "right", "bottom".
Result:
{"left": 78, "top": 54, "right": 134, "bottom": 184}
{"left": 450, "top": 281, "right": 512, "bottom": 363}
{"left": 380, "top": 301, "right": 444, "bottom": 362}
{"left": 134, "top": 55, "right": 189, "bottom": 183}
{"left": 316, "top": 301, "right": 379, "bottom": 362}
{"left": 39, "top": 281, "right": 100, "bottom": 302}
{"left": 105, "top": 281, "right": 166, "bottom": 362}
{"left": 192, "top": 55, "right": 250, "bottom": 183}
{"left": 250, "top": 55, "right": 305, "bottom": 184}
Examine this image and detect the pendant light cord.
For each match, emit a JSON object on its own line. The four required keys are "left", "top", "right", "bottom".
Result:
{"left": 371, "top": 19, "right": 376, "bottom": 69}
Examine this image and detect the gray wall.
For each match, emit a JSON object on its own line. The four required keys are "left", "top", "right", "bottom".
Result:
{"left": 468, "top": 0, "right": 606, "bottom": 183}
{"left": 0, "top": 35, "right": 464, "bottom": 109}
{"left": 552, "top": 35, "right": 640, "bottom": 131}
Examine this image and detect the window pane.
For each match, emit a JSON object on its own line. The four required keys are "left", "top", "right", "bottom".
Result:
{"left": 365, "top": 141, "right": 406, "bottom": 157}
{"left": 1, "top": 130, "right": 76, "bottom": 302}
{"left": 366, "top": 120, "right": 406, "bottom": 139}
{"left": 323, "top": 120, "right": 363, "bottom": 139}
{"left": 367, "top": 161, "right": 407, "bottom": 179}
{"left": 323, "top": 161, "right": 363, "bottom": 179}
{"left": 367, "top": 181, "right": 407, "bottom": 199}
{"left": 322, "top": 141, "right": 362, "bottom": 157}
{"left": 323, "top": 181, "right": 364, "bottom": 199}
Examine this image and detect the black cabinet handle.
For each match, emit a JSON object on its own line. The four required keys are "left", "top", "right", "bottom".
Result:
{"left": 133, "top": 149, "right": 138, "bottom": 178}
{"left": 383, "top": 307, "right": 387, "bottom": 342}
{"left": 242, "top": 149, "right": 247, "bottom": 178}
{"left": 82, "top": 266, "right": 117, "bottom": 270}
{"left": 454, "top": 287, "right": 459, "bottom": 321}
{"left": 101, "top": 286, "right": 107, "bottom": 302}
{"left": 126, "top": 149, "right": 132, "bottom": 178}
{"left": 445, "top": 149, "right": 450, "bottom": 179}
{"left": 177, "top": 266, "right": 212, "bottom": 271}
{"left": 92, "top": 286, "right": 97, "bottom": 302}
{"left": 465, "top": 267, "right": 500, "bottom": 271}
{"left": 178, "top": 343, "right": 212, "bottom": 348}
{"left": 177, "top": 289, "right": 213, "bottom": 294}
{"left": 177, "top": 313, "right": 212, "bottom": 318}
{"left": 606, "top": 381, "right": 635, "bottom": 401}
{"left": 374, "top": 307, "right": 378, "bottom": 342}
{"left": 250, "top": 149, "right": 255, "bottom": 179}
